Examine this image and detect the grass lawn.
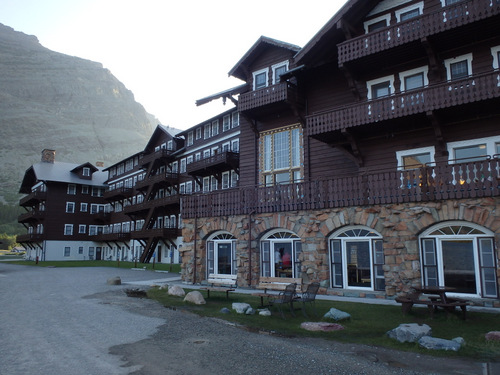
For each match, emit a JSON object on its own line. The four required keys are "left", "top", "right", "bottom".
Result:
{"left": 1, "top": 259, "right": 181, "bottom": 273}
{"left": 147, "top": 287, "right": 500, "bottom": 362}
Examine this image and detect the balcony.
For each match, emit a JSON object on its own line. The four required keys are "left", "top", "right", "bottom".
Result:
{"left": 307, "top": 71, "right": 500, "bottom": 138}
{"left": 18, "top": 210, "right": 46, "bottom": 223}
{"left": 182, "top": 158, "right": 500, "bottom": 219}
{"left": 338, "top": 0, "right": 500, "bottom": 66}
{"left": 124, "top": 195, "right": 181, "bottom": 215}
{"left": 130, "top": 227, "right": 181, "bottom": 239}
{"left": 91, "top": 211, "right": 111, "bottom": 223}
{"left": 238, "top": 82, "right": 303, "bottom": 113}
{"left": 16, "top": 233, "right": 45, "bottom": 243}
{"left": 139, "top": 149, "right": 174, "bottom": 167}
{"left": 103, "top": 187, "right": 134, "bottom": 200}
{"left": 19, "top": 190, "right": 46, "bottom": 206}
{"left": 187, "top": 151, "right": 239, "bottom": 177}
{"left": 92, "top": 232, "right": 131, "bottom": 242}
{"left": 134, "top": 173, "right": 179, "bottom": 190}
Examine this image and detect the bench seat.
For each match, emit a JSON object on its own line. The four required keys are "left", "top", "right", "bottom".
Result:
{"left": 201, "top": 273, "right": 237, "bottom": 299}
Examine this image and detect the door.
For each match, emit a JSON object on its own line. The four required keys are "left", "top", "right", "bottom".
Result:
{"left": 96, "top": 247, "right": 102, "bottom": 260}
{"left": 441, "top": 240, "right": 476, "bottom": 294}
{"left": 345, "top": 241, "right": 371, "bottom": 288}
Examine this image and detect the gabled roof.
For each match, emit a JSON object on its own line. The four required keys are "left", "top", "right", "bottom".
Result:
{"left": 143, "top": 124, "right": 176, "bottom": 153}
{"left": 19, "top": 161, "right": 107, "bottom": 193}
{"left": 70, "top": 162, "right": 98, "bottom": 174}
{"left": 228, "top": 36, "right": 301, "bottom": 81}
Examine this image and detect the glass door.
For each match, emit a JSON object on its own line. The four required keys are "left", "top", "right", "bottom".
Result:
{"left": 346, "top": 241, "right": 371, "bottom": 288}
{"left": 441, "top": 240, "right": 476, "bottom": 294}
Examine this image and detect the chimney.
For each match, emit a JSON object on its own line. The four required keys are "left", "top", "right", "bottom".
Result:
{"left": 41, "top": 149, "right": 56, "bottom": 163}
{"left": 96, "top": 161, "right": 104, "bottom": 167}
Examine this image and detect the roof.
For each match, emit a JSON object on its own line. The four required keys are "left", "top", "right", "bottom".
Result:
{"left": 177, "top": 107, "right": 239, "bottom": 137}
{"left": 19, "top": 161, "right": 107, "bottom": 193}
{"left": 143, "top": 124, "right": 177, "bottom": 153}
{"left": 195, "top": 83, "right": 249, "bottom": 107}
{"left": 228, "top": 36, "right": 301, "bottom": 81}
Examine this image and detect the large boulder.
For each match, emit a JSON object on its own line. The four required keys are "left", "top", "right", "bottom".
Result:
{"left": 232, "top": 302, "right": 251, "bottom": 314}
{"left": 106, "top": 276, "right": 121, "bottom": 285}
{"left": 183, "top": 291, "right": 206, "bottom": 305}
{"left": 418, "top": 336, "right": 463, "bottom": 351}
{"left": 387, "top": 323, "right": 432, "bottom": 343}
{"left": 324, "top": 308, "right": 351, "bottom": 321}
{"left": 485, "top": 331, "right": 500, "bottom": 341}
{"left": 301, "top": 322, "right": 344, "bottom": 332}
{"left": 168, "top": 285, "right": 185, "bottom": 297}
{"left": 258, "top": 309, "right": 271, "bottom": 316}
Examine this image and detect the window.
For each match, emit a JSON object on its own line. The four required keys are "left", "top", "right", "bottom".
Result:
{"left": 364, "top": 14, "right": 390, "bottom": 33}
{"left": 67, "top": 184, "right": 76, "bottom": 195}
{"left": 444, "top": 53, "right": 472, "bottom": 81}
{"left": 253, "top": 68, "right": 268, "bottom": 90}
{"left": 82, "top": 185, "right": 89, "bottom": 194}
{"left": 232, "top": 112, "right": 239, "bottom": 128}
{"left": 78, "top": 246, "right": 84, "bottom": 255}
{"left": 222, "top": 172, "right": 230, "bottom": 189}
{"left": 203, "top": 177, "right": 210, "bottom": 193}
{"left": 366, "top": 75, "right": 394, "bottom": 100}
{"left": 92, "top": 187, "right": 103, "bottom": 197}
{"left": 203, "top": 150, "right": 211, "bottom": 159}
{"left": 180, "top": 159, "right": 186, "bottom": 173}
{"left": 329, "top": 226, "right": 385, "bottom": 291}
{"left": 260, "top": 230, "right": 302, "bottom": 278}
{"left": 232, "top": 139, "right": 240, "bottom": 153}
{"left": 196, "top": 127, "right": 202, "bottom": 140}
{"left": 448, "top": 136, "right": 500, "bottom": 162}
{"left": 80, "top": 203, "right": 88, "bottom": 212}
{"left": 167, "top": 140, "right": 173, "bottom": 150}
{"left": 260, "top": 125, "right": 302, "bottom": 186}
{"left": 212, "top": 120, "right": 219, "bottom": 136}
{"left": 491, "top": 46, "right": 500, "bottom": 70}
{"left": 79, "top": 225, "right": 86, "bottom": 234}
{"left": 83, "top": 167, "right": 90, "bottom": 177}
{"left": 186, "top": 181, "right": 193, "bottom": 194}
{"left": 272, "top": 61, "right": 288, "bottom": 85}
{"left": 221, "top": 142, "right": 230, "bottom": 152}
{"left": 187, "top": 155, "right": 193, "bottom": 164}
{"left": 420, "top": 222, "right": 497, "bottom": 298}
{"left": 441, "top": 0, "right": 463, "bottom": 6}
{"left": 204, "top": 123, "right": 211, "bottom": 139}
{"left": 395, "top": 2, "right": 423, "bottom": 22}
{"left": 187, "top": 131, "right": 194, "bottom": 146}
{"left": 399, "top": 66, "right": 428, "bottom": 91}
{"left": 231, "top": 171, "right": 239, "bottom": 187}
{"left": 66, "top": 202, "right": 75, "bottom": 213}
{"left": 211, "top": 176, "right": 218, "bottom": 191}
{"left": 64, "top": 247, "right": 71, "bottom": 257}
{"left": 396, "top": 147, "right": 435, "bottom": 170}
{"left": 223, "top": 115, "right": 230, "bottom": 132}
{"left": 195, "top": 152, "right": 201, "bottom": 162}
{"left": 64, "top": 224, "right": 73, "bottom": 236}
{"left": 206, "top": 232, "right": 237, "bottom": 275}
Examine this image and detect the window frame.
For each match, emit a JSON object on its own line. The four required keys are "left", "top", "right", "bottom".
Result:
{"left": 67, "top": 184, "right": 76, "bottom": 195}
{"left": 444, "top": 53, "right": 473, "bottom": 81}
{"left": 78, "top": 224, "right": 86, "bottom": 234}
{"left": 66, "top": 202, "right": 75, "bottom": 213}
{"left": 396, "top": 146, "right": 435, "bottom": 170}
{"left": 187, "top": 131, "right": 194, "bottom": 146}
{"left": 366, "top": 75, "right": 394, "bottom": 100}
{"left": 223, "top": 115, "right": 231, "bottom": 132}
{"left": 363, "top": 14, "right": 391, "bottom": 34}
{"left": 206, "top": 232, "right": 237, "bottom": 276}
{"left": 398, "top": 66, "right": 429, "bottom": 91}
{"left": 252, "top": 68, "right": 269, "bottom": 90}
{"left": 232, "top": 112, "right": 239, "bottom": 128}
{"left": 271, "top": 61, "right": 289, "bottom": 85}
{"left": 395, "top": 2, "right": 424, "bottom": 22}
{"left": 447, "top": 136, "right": 500, "bottom": 163}
{"left": 491, "top": 46, "right": 500, "bottom": 70}
{"left": 64, "top": 224, "right": 73, "bottom": 236}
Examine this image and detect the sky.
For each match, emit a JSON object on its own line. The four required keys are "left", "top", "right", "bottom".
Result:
{"left": 0, "top": 0, "right": 347, "bottom": 130}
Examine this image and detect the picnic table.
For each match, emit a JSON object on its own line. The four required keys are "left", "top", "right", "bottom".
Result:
{"left": 396, "top": 286, "right": 469, "bottom": 319}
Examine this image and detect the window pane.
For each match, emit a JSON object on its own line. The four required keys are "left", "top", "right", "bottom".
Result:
{"left": 217, "top": 243, "right": 232, "bottom": 275}
{"left": 450, "top": 60, "right": 468, "bottom": 80}
{"left": 400, "top": 8, "right": 420, "bottom": 21}
{"left": 441, "top": 240, "right": 476, "bottom": 294}
{"left": 371, "top": 82, "right": 390, "bottom": 99}
{"left": 264, "top": 135, "right": 272, "bottom": 171}
{"left": 368, "top": 20, "right": 387, "bottom": 32}
{"left": 273, "top": 131, "right": 290, "bottom": 169}
{"left": 454, "top": 144, "right": 487, "bottom": 162}
{"left": 402, "top": 152, "right": 431, "bottom": 169}
{"left": 291, "top": 128, "right": 300, "bottom": 167}
{"left": 495, "top": 143, "right": 500, "bottom": 155}
{"left": 404, "top": 73, "right": 424, "bottom": 90}
{"left": 274, "top": 65, "right": 286, "bottom": 83}
{"left": 275, "top": 172, "right": 290, "bottom": 184}
{"left": 255, "top": 72, "right": 266, "bottom": 89}
{"left": 346, "top": 241, "right": 371, "bottom": 288}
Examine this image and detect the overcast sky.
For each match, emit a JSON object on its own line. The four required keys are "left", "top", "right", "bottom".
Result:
{"left": 0, "top": 0, "right": 347, "bottom": 129}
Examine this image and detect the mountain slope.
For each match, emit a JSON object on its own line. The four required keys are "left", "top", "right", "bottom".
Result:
{"left": 0, "top": 23, "right": 156, "bottom": 204}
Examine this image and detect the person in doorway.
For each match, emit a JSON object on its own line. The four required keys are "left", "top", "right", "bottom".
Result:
{"left": 282, "top": 250, "right": 291, "bottom": 268}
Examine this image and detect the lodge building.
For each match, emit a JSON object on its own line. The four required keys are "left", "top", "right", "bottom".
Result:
{"left": 18, "top": 0, "right": 500, "bottom": 306}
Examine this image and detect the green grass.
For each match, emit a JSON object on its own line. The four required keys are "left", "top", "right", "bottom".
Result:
{"left": 147, "top": 287, "right": 500, "bottom": 361}
{"left": 1, "top": 259, "right": 181, "bottom": 273}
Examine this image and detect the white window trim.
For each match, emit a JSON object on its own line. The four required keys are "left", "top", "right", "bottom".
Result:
{"left": 396, "top": 146, "right": 435, "bottom": 169}
{"left": 398, "top": 66, "right": 429, "bottom": 91}
{"left": 491, "top": 46, "right": 500, "bottom": 70}
{"left": 447, "top": 136, "right": 500, "bottom": 162}
{"left": 271, "top": 61, "right": 289, "bottom": 85}
{"left": 395, "top": 2, "right": 424, "bottom": 22}
{"left": 440, "top": 0, "right": 463, "bottom": 7}
{"left": 252, "top": 67, "right": 269, "bottom": 90}
{"left": 366, "top": 75, "right": 394, "bottom": 100}
{"left": 444, "top": 53, "right": 473, "bottom": 81}
{"left": 363, "top": 14, "right": 391, "bottom": 34}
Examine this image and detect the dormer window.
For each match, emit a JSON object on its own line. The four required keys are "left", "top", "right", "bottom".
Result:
{"left": 83, "top": 167, "right": 90, "bottom": 177}
{"left": 253, "top": 68, "right": 268, "bottom": 90}
{"left": 272, "top": 61, "right": 289, "bottom": 85}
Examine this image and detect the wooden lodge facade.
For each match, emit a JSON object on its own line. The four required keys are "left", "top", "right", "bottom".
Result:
{"left": 17, "top": 0, "right": 500, "bottom": 305}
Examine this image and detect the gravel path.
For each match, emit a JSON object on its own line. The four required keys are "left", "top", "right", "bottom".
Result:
{"left": 0, "top": 263, "right": 496, "bottom": 375}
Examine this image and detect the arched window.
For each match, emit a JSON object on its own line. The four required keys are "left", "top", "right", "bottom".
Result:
{"left": 329, "top": 226, "right": 385, "bottom": 290}
{"left": 260, "top": 230, "right": 302, "bottom": 278}
{"left": 206, "top": 232, "right": 236, "bottom": 276}
{"left": 420, "top": 222, "right": 497, "bottom": 298}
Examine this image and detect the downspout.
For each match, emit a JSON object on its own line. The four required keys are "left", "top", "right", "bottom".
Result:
{"left": 248, "top": 211, "right": 255, "bottom": 287}
{"left": 193, "top": 215, "right": 197, "bottom": 284}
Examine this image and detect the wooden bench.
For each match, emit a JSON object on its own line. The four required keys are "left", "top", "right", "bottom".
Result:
{"left": 200, "top": 274, "right": 237, "bottom": 299}
{"left": 396, "top": 292, "right": 469, "bottom": 320}
{"left": 252, "top": 277, "right": 303, "bottom": 307}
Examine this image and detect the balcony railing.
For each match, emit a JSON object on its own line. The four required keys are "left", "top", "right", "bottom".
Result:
{"left": 19, "top": 190, "right": 46, "bottom": 206}
{"left": 16, "top": 233, "right": 45, "bottom": 243}
{"left": 139, "top": 149, "right": 174, "bottom": 166}
{"left": 130, "top": 227, "right": 181, "bottom": 239}
{"left": 238, "top": 82, "right": 301, "bottom": 112}
{"left": 103, "top": 187, "right": 134, "bottom": 200}
{"left": 124, "top": 195, "right": 181, "bottom": 214}
{"left": 307, "top": 71, "right": 500, "bottom": 137}
{"left": 182, "top": 158, "right": 500, "bottom": 219}
{"left": 134, "top": 173, "right": 179, "bottom": 190}
{"left": 92, "top": 232, "right": 131, "bottom": 242}
{"left": 18, "top": 210, "right": 46, "bottom": 223}
{"left": 338, "top": 0, "right": 500, "bottom": 65}
{"left": 187, "top": 151, "right": 239, "bottom": 176}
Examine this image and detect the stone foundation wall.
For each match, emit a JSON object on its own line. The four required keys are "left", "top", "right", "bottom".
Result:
{"left": 179, "top": 197, "right": 500, "bottom": 304}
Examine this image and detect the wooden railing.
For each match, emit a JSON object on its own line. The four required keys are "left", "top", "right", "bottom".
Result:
{"left": 92, "top": 232, "right": 131, "bottom": 241}
{"left": 19, "top": 190, "right": 46, "bottom": 206}
{"left": 182, "top": 159, "right": 500, "bottom": 219}
{"left": 139, "top": 149, "right": 174, "bottom": 166}
{"left": 134, "top": 172, "right": 179, "bottom": 190}
{"left": 16, "top": 233, "right": 45, "bottom": 243}
{"left": 238, "top": 82, "right": 301, "bottom": 112}
{"left": 123, "top": 195, "right": 181, "bottom": 214}
{"left": 103, "top": 187, "right": 134, "bottom": 200}
{"left": 18, "top": 210, "right": 46, "bottom": 223}
{"left": 338, "top": 0, "right": 500, "bottom": 65}
{"left": 307, "top": 71, "right": 500, "bottom": 137}
{"left": 187, "top": 151, "right": 239, "bottom": 175}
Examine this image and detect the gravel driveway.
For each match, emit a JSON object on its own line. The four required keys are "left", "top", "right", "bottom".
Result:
{"left": 0, "top": 263, "right": 496, "bottom": 375}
